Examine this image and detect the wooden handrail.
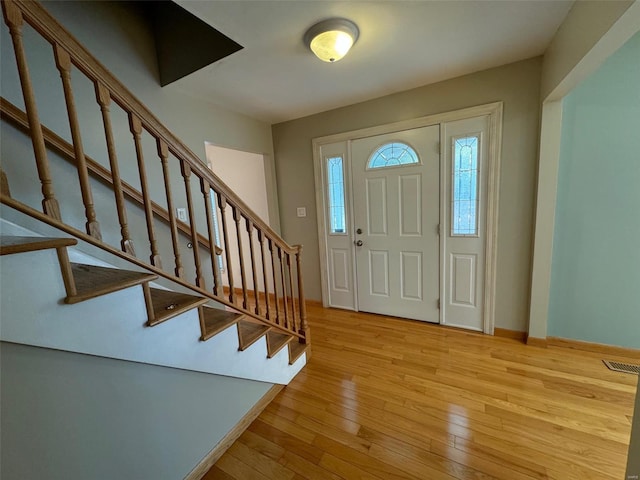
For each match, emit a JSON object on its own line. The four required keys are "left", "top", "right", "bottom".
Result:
{"left": 0, "top": 98, "right": 218, "bottom": 255}
{"left": 12, "top": 0, "right": 296, "bottom": 256}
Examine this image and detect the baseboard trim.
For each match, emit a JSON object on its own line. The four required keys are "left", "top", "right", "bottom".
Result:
{"left": 183, "top": 384, "right": 284, "bottom": 480}
{"left": 546, "top": 336, "right": 640, "bottom": 360}
{"left": 494, "top": 328, "right": 526, "bottom": 341}
{"left": 525, "top": 336, "right": 548, "bottom": 348}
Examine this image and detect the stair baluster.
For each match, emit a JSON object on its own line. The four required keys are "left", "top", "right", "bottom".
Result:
{"left": 286, "top": 252, "right": 297, "bottom": 333}
{"left": 233, "top": 206, "right": 248, "bottom": 309}
{"left": 2, "top": 0, "right": 61, "bottom": 219}
{"left": 95, "top": 82, "right": 134, "bottom": 255}
{"left": 257, "top": 230, "right": 271, "bottom": 321}
{"left": 217, "top": 193, "right": 235, "bottom": 304}
{"left": 246, "top": 219, "right": 261, "bottom": 316}
{"left": 180, "top": 161, "right": 204, "bottom": 288}
{"left": 53, "top": 44, "right": 101, "bottom": 240}
{"left": 268, "top": 239, "right": 280, "bottom": 326}
{"left": 157, "top": 139, "right": 184, "bottom": 278}
{"left": 278, "top": 247, "right": 289, "bottom": 329}
{"left": 201, "top": 179, "right": 222, "bottom": 297}
{"left": 129, "top": 113, "right": 161, "bottom": 267}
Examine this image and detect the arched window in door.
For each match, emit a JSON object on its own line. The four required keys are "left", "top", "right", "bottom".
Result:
{"left": 367, "top": 142, "right": 419, "bottom": 169}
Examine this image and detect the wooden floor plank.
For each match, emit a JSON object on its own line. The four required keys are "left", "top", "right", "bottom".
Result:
{"left": 206, "top": 304, "right": 637, "bottom": 480}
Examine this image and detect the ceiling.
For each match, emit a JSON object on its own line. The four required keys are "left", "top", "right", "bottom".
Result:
{"left": 173, "top": 1, "right": 574, "bottom": 124}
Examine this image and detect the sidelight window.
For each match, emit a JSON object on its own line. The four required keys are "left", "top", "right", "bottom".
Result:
{"left": 451, "top": 135, "right": 480, "bottom": 236}
{"left": 327, "top": 156, "right": 347, "bottom": 234}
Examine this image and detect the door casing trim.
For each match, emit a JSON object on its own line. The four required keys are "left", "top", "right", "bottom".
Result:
{"left": 312, "top": 102, "right": 503, "bottom": 334}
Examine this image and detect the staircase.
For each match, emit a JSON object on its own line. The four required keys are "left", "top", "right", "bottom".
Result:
{"left": 0, "top": 231, "right": 307, "bottom": 384}
{"left": 0, "top": 0, "right": 309, "bottom": 384}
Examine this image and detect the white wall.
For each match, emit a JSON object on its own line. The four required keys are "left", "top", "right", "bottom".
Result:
{"left": 1, "top": 342, "right": 272, "bottom": 480}
{"left": 206, "top": 144, "right": 272, "bottom": 293}
{"left": 207, "top": 145, "right": 271, "bottom": 224}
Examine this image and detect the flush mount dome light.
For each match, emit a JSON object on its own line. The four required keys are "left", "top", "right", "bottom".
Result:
{"left": 304, "top": 18, "right": 359, "bottom": 63}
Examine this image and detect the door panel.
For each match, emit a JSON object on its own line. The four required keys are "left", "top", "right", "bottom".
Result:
{"left": 352, "top": 125, "right": 440, "bottom": 322}
{"left": 330, "top": 248, "right": 350, "bottom": 291}
{"left": 450, "top": 253, "right": 476, "bottom": 306}
{"left": 321, "top": 141, "right": 355, "bottom": 310}
{"left": 399, "top": 174, "right": 421, "bottom": 236}
{"left": 442, "top": 116, "right": 488, "bottom": 330}
{"left": 401, "top": 252, "right": 422, "bottom": 300}
{"left": 369, "top": 250, "right": 389, "bottom": 296}
{"left": 366, "top": 178, "right": 387, "bottom": 235}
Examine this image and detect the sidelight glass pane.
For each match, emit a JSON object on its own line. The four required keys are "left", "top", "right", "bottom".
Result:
{"left": 452, "top": 135, "right": 479, "bottom": 236}
{"left": 368, "top": 142, "right": 419, "bottom": 169}
{"left": 327, "top": 156, "right": 347, "bottom": 234}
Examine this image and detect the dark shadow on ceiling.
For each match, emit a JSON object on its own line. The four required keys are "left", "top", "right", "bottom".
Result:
{"left": 136, "top": 1, "right": 243, "bottom": 87}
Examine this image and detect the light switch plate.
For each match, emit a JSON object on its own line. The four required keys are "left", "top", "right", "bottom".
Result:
{"left": 296, "top": 207, "right": 307, "bottom": 218}
{"left": 177, "top": 208, "right": 187, "bottom": 222}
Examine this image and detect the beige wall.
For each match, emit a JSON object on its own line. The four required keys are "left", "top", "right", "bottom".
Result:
{"left": 273, "top": 57, "right": 542, "bottom": 332}
{"left": 541, "top": 0, "right": 634, "bottom": 100}
{"left": 37, "top": 1, "right": 275, "bottom": 159}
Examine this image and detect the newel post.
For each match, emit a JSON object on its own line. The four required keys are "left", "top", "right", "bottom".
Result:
{"left": 294, "top": 244, "right": 309, "bottom": 344}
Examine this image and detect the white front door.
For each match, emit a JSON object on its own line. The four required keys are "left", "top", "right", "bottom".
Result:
{"left": 351, "top": 126, "right": 440, "bottom": 322}
{"left": 441, "top": 115, "right": 489, "bottom": 331}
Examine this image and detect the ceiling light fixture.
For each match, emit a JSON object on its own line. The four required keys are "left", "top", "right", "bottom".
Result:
{"left": 304, "top": 18, "right": 359, "bottom": 63}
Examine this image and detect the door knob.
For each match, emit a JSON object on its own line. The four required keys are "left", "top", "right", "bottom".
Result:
{"left": 355, "top": 240, "right": 363, "bottom": 247}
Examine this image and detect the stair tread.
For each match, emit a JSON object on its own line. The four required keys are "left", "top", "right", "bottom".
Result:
{"left": 289, "top": 341, "right": 308, "bottom": 365}
{"left": 0, "top": 235, "right": 77, "bottom": 255}
{"left": 266, "top": 331, "right": 294, "bottom": 358}
{"left": 200, "top": 307, "right": 243, "bottom": 341}
{"left": 66, "top": 263, "right": 157, "bottom": 304}
{"left": 237, "top": 320, "right": 270, "bottom": 351}
{"left": 148, "top": 287, "right": 208, "bottom": 326}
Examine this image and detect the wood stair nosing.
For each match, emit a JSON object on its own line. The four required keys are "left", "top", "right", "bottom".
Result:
{"left": 288, "top": 340, "right": 308, "bottom": 365}
{"left": 147, "top": 287, "right": 208, "bottom": 327}
{"left": 65, "top": 263, "right": 157, "bottom": 304}
{"left": 237, "top": 319, "right": 271, "bottom": 351}
{"left": 199, "top": 306, "right": 244, "bottom": 341}
{"left": 266, "top": 330, "right": 294, "bottom": 359}
{"left": 0, "top": 235, "right": 77, "bottom": 255}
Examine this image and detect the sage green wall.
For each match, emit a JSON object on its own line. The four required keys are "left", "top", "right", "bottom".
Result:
{"left": 548, "top": 32, "right": 640, "bottom": 348}
{"left": 273, "top": 58, "right": 542, "bottom": 332}
{"left": 1, "top": 343, "right": 271, "bottom": 480}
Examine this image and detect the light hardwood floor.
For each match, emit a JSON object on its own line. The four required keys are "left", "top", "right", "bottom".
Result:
{"left": 205, "top": 304, "right": 638, "bottom": 480}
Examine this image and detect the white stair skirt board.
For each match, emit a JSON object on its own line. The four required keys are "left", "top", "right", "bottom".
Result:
{"left": 0, "top": 220, "right": 306, "bottom": 385}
